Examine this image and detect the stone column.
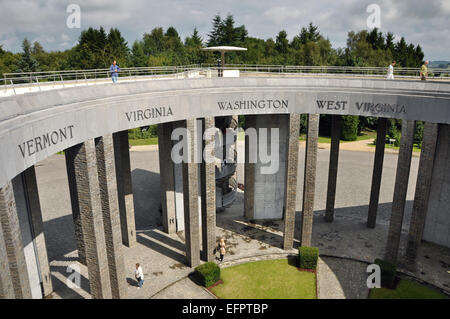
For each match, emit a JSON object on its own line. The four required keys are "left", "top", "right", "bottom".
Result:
{"left": 66, "top": 152, "right": 86, "bottom": 265}
{"left": 0, "top": 182, "right": 31, "bottom": 298}
{"left": 183, "top": 119, "right": 200, "bottom": 267}
{"left": 0, "top": 205, "right": 15, "bottom": 299}
{"left": 325, "top": 115, "right": 342, "bottom": 223}
{"left": 201, "top": 117, "right": 216, "bottom": 261}
{"left": 21, "top": 167, "right": 53, "bottom": 297}
{"left": 158, "top": 122, "right": 177, "bottom": 234}
{"left": 301, "top": 114, "right": 319, "bottom": 247}
{"left": 385, "top": 120, "right": 415, "bottom": 265}
{"left": 113, "top": 130, "right": 136, "bottom": 247}
{"left": 405, "top": 122, "right": 439, "bottom": 263}
{"left": 65, "top": 140, "right": 112, "bottom": 299}
{"left": 283, "top": 114, "right": 301, "bottom": 250}
{"left": 367, "top": 118, "right": 387, "bottom": 228}
{"left": 95, "top": 135, "right": 127, "bottom": 299}
{"left": 243, "top": 115, "right": 289, "bottom": 220}
{"left": 244, "top": 115, "right": 256, "bottom": 220}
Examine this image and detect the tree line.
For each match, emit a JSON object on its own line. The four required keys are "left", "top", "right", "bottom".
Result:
{"left": 0, "top": 13, "right": 425, "bottom": 77}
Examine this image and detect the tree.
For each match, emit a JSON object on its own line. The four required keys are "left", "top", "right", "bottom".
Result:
{"left": 163, "top": 26, "right": 186, "bottom": 64}
{"left": 394, "top": 37, "right": 408, "bottom": 66}
{"left": 222, "top": 14, "right": 237, "bottom": 45}
{"left": 185, "top": 28, "right": 207, "bottom": 64}
{"left": 106, "top": 28, "right": 129, "bottom": 66}
{"left": 385, "top": 32, "right": 395, "bottom": 52}
{"left": 130, "top": 40, "right": 147, "bottom": 67}
{"left": 17, "top": 38, "right": 39, "bottom": 72}
{"left": 275, "top": 30, "right": 289, "bottom": 54}
{"left": 143, "top": 27, "right": 164, "bottom": 56}
{"left": 31, "top": 41, "right": 44, "bottom": 55}
{"left": 298, "top": 22, "right": 321, "bottom": 44}
{"left": 69, "top": 27, "right": 108, "bottom": 69}
{"left": 367, "top": 28, "right": 384, "bottom": 50}
{"left": 207, "top": 14, "right": 224, "bottom": 46}
{"left": 185, "top": 28, "right": 203, "bottom": 47}
{"left": 341, "top": 116, "right": 359, "bottom": 141}
{"left": 234, "top": 25, "right": 248, "bottom": 44}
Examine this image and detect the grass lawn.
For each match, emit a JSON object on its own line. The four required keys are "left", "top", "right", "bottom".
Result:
{"left": 369, "top": 278, "right": 448, "bottom": 299}
{"left": 238, "top": 130, "right": 376, "bottom": 144}
{"left": 299, "top": 131, "right": 376, "bottom": 143}
{"left": 368, "top": 143, "right": 421, "bottom": 153}
{"left": 128, "top": 137, "right": 158, "bottom": 146}
{"left": 210, "top": 258, "right": 316, "bottom": 299}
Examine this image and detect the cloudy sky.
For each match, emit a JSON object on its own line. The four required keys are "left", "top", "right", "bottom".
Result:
{"left": 1, "top": 0, "right": 449, "bottom": 60}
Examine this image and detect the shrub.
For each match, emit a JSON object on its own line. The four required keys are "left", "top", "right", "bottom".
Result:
{"left": 387, "top": 119, "right": 401, "bottom": 147}
{"left": 298, "top": 246, "right": 319, "bottom": 270}
{"left": 374, "top": 258, "right": 397, "bottom": 289}
{"left": 318, "top": 114, "right": 332, "bottom": 136}
{"left": 194, "top": 262, "right": 220, "bottom": 287}
{"left": 128, "top": 125, "right": 158, "bottom": 139}
{"left": 414, "top": 121, "right": 424, "bottom": 149}
{"left": 341, "top": 115, "right": 359, "bottom": 141}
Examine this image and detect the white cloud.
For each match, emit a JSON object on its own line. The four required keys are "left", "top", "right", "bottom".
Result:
{"left": 263, "top": 6, "right": 303, "bottom": 25}
{"left": 0, "top": 0, "right": 448, "bottom": 60}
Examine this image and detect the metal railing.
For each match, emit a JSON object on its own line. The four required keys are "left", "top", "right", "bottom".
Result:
{"left": 2, "top": 63, "right": 450, "bottom": 96}
{"left": 2, "top": 64, "right": 201, "bottom": 86}
{"left": 201, "top": 63, "right": 450, "bottom": 78}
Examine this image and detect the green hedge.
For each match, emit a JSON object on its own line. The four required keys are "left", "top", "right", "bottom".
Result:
{"left": 374, "top": 258, "right": 397, "bottom": 289}
{"left": 194, "top": 262, "right": 220, "bottom": 287}
{"left": 128, "top": 126, "right": 158, "bottom": 139}
{"left": 298, "top": 246, "right": 319, "bottom": 270}
{"left": 341, "top": 115, "right": 359, "bottom": 141}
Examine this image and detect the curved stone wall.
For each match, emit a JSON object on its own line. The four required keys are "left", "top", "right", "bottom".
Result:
{"left": 0, "top": 77, "right": 449, "bottom": 189}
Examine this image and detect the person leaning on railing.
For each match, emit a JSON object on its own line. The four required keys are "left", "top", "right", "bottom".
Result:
{"left": 420, "top": 60, "right": 429, "bottom": 81}
{"left": 110, "top": 60, "right": 120, "bottom": 83}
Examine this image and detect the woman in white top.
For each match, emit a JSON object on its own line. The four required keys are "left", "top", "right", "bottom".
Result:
{"left": 387, "top": 60, "right": 396, "bottom": 80}
{"left": 135, "top": 263, "right": 144, "bottom": 289}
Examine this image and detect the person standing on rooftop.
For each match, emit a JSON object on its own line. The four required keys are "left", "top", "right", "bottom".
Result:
{"left": 387, "top": 60, "right": 396, "bottom": 80}
{"left": 110, "top": 60, "right": 120, "bottom": 83}
{"left": 420, "top": 60, "right": 429, "bottom": 81}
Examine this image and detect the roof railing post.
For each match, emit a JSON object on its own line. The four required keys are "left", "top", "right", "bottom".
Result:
{"left": 36, "top": 77, "right": 41, "bottom": 92}
{"left": 10, "top": 79, "right": 16, "bottom": 95}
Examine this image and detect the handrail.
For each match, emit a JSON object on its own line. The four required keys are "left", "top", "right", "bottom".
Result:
{"left": 1, "top": 64, "right": 449, "bottom": 95}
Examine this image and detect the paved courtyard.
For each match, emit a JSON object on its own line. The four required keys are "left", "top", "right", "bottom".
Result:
{"left": 34, "top": 142, "right": 450, "bottom": 299}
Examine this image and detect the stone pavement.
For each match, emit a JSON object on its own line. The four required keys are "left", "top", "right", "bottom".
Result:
{"left": 35, "top": 149, "right": 449, "bottom": 299}
{"left": 48, "top": 190, "right": 449, "bottom": 299}
{"left": 317, "top": 257, "right": 369, "bottom": 299}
